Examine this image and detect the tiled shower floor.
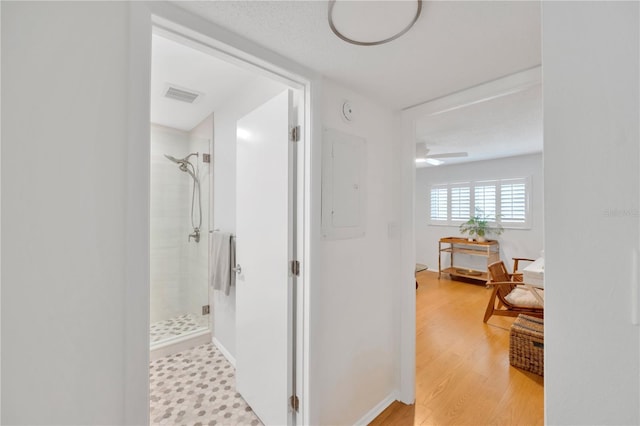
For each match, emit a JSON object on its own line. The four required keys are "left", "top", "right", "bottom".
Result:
{"left": 150, "top": 343, "right": 262, "bottom": 426}
{"left": 150, "top": 313, "right": 209, "bottom": 344}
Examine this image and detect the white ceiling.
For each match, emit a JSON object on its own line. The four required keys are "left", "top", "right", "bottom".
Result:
{"left": 151, "top": 34, "right": 257, "bottom": 131}
{"left": 162, "top": 1, "right": 542, "bottom": 163}
{"left": 176, "top": 1, "right": 541, "bottom": 110}
{"left": 415, "top": 84, "right": 542, "bottom": 167}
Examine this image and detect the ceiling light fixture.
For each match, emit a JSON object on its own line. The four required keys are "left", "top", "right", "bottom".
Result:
{"left": 425, "top": 158, "right": 444, "bottom": 166}
{"left": 328, "top": 0, "right": 423, "bottom": 46}
{"left": 415, "top": 158, "right": 443, "bottom": 166}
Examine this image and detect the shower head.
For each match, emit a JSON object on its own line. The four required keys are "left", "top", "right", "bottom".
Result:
{"left": 165, "top": 153, "right": 199, "bottom": 180}
{"left": 164, "top": 153, "right": 198, "bottom": 164}
{"left": 164, "top": 154, "right": 181, "bottom": 164}
{"left": 165, "top": 155, "right": 189, "bottom": 173}
{"left": 165, "top": 153, "right": 194, "bottom": 171}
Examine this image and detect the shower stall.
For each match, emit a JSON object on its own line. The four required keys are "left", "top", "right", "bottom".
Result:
{"left": 150, "top": 124, "right": 211, "bottom": 349}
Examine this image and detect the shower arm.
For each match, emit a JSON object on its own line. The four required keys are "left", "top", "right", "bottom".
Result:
{"left": 183, "top": 152, "right": 198, "bottom": 161}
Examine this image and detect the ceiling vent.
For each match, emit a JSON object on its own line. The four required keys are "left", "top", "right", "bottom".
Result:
{"left": 163, "top": 84, "right": 203, "bottom": 104}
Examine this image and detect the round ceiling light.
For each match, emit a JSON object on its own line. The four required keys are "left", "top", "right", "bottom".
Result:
{"left": 328, "top": 0, "right": 423, "bottom": 46}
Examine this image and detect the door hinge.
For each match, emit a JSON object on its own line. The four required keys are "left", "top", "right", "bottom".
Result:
{"left": 290, "top": 260, "right": 300, "bottom": 277}
{"left": 202, "top": 305, "right": 210, "bottom": 315}
{"left": 289, "top": 395, "right": 299, "bottom": 412}
{"left": 290, "top": 125, "right": 301, "bottom": 142}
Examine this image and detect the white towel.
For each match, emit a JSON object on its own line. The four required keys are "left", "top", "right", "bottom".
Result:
{"left": 210, "top": 231, "right": 235, "bottom": 296}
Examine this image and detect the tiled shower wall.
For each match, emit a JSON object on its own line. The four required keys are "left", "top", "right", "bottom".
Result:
{"left": 150, "top": 117, "right": 211, "bottom": 329}
{"left": 150, "top": 124, "right": 191, "bottom": 324}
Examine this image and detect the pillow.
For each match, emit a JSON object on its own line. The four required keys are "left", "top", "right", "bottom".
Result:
{"left": 504, "top": 287, "right": 544, "bottom": 308}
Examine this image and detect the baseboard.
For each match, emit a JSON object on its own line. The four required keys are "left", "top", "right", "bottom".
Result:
{"left": 354, "top": 391, "right": 399, "bottom": 426}
{"left": 212, "top": 336, "right": 236, "bottom": 367}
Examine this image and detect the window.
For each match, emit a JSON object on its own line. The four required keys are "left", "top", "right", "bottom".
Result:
{"left": 450, "top": 185, "right": 470, "bottom": 221}
{"left": 428, "top": 177, "right": 531, "bottom": 228}
{"left": 500, "top": 179, "right": 527, "bottom": 224}
{"left": 474, "top": 183, "right": 496, "bottom": 220}
{"left": 430, "top": 185, "right": 448, "bottom": 222}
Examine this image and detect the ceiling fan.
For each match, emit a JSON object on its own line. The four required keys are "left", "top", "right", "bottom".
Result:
{"left": 415, "top": 141, "right": 468, "bottom": 166}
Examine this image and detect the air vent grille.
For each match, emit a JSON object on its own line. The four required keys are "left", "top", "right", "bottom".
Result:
{"left": 164, "top": 85, "right": 201, "bottom": 104}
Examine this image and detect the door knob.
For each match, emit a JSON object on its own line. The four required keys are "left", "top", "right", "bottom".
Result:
{"left": 233, "top": 264, "right": 242, "bottom": 274}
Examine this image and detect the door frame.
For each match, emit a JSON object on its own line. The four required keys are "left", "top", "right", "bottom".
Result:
{"left": 126, "top": 3, "right": 318, "bottom": 424}
{"left": 397, "top": 66, "right": 544, "bottom": 404}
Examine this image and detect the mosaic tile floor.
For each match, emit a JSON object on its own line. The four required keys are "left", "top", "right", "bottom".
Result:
{"left": 150, "top": 343, "right": 262, "bottom": 426}
{"left": 150, "top": 313, "right": 209, "bottom": 344}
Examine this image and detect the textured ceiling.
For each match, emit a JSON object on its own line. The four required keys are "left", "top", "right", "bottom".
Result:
{"left": 415, "top": 84, "right": 542, "bottom": 167}
{"left": 161, "top": 1, "right": 542, "bottom": 164}
{"left": 176, "top": 1, "right": 541, "bottom": 110}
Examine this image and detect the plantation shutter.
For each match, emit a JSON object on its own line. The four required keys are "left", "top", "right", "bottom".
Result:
{"left": 474, "top": 183, "right": 497, "bottom": 220}
{"left": 428, "top": 177, "right": 530, "bottom": 228}
{"left": 500, "top": 179, "right": 527, "bottom": 224}
{"left": 430, "top": 185, "right": 448, "bottom": 222}
{"left": 450, "top": 184, "right": 471, "bottom": 221}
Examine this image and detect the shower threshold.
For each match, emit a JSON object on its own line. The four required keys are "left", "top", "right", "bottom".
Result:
{"left": 150, "top": 313, "right": 210, "bottom": 360}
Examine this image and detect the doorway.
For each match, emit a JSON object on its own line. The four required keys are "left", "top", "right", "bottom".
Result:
{"left": 396, "top": 67, "right": 545, "bottom": 420}
{"left": 147, "top": 22, "right": 307, "bottom": 426}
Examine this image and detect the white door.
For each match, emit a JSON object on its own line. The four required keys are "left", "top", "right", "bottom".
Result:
{"left": 236, "top": 90, "right": 294, "bottom": 425}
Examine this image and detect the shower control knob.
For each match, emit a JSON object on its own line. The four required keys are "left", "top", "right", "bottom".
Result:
{"left": 233, "top": 264, "right": 242, "bottom": 275}
{"left": 188, "top": 228, "right": 200, "bottom": 243}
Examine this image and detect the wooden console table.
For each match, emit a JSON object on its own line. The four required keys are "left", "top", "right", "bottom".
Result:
{"left": 438, "top": 237, "right": 500, "bottom": 282}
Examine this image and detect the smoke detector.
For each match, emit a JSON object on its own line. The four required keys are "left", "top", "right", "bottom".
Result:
{"left": 342, "top": 100, "right": 354, "bottom": 122}
{"left": 163, "top": 83, "right": 203, "bottom": 104}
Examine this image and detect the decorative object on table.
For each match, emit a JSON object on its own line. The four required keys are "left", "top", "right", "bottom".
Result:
{"left": 455, "top": 268, "right": 482, "bottom": 276}
{"left": 483, "top": 260, "right": 544, "bottom": 322}
{"left": 509, "top": 314, "right": 544, "bottom": 376}
{"left": 458, "top": 209, "right": 504, "bottom": 242}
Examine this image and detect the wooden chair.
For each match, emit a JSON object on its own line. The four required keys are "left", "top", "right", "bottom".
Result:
{"left": 512, "top": 257, "right": 535, "bottom": 276}
{"left": 483, "top": 260, "right": 544, "bottom": 322}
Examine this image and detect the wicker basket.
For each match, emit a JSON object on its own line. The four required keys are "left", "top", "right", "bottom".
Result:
{"left": 509, "top": 314, "right": 544, "bottom": 376}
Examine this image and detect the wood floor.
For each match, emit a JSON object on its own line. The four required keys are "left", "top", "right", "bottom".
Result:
{"left": 370, "top": 271, "right": 544, "bottom": 426}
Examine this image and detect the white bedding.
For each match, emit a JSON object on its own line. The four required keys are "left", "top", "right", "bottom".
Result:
{"left": 523, "top": 257, "right": 545, "bottom": 287}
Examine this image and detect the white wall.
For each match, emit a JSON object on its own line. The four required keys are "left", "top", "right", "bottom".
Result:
{"left": 310, "top": 79, "right": 401, "bottom": 425}
{"left": 415, "top": 153, "right": 544, "bottom": 273}
{"left": 1, "top": 2, "right": 130, "bottom": 424}
{"left": 543, "top": 2, "right": 639, "bottom": 424}
{"left": 211, "top": 77, "right": 288, "bottom": 358}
